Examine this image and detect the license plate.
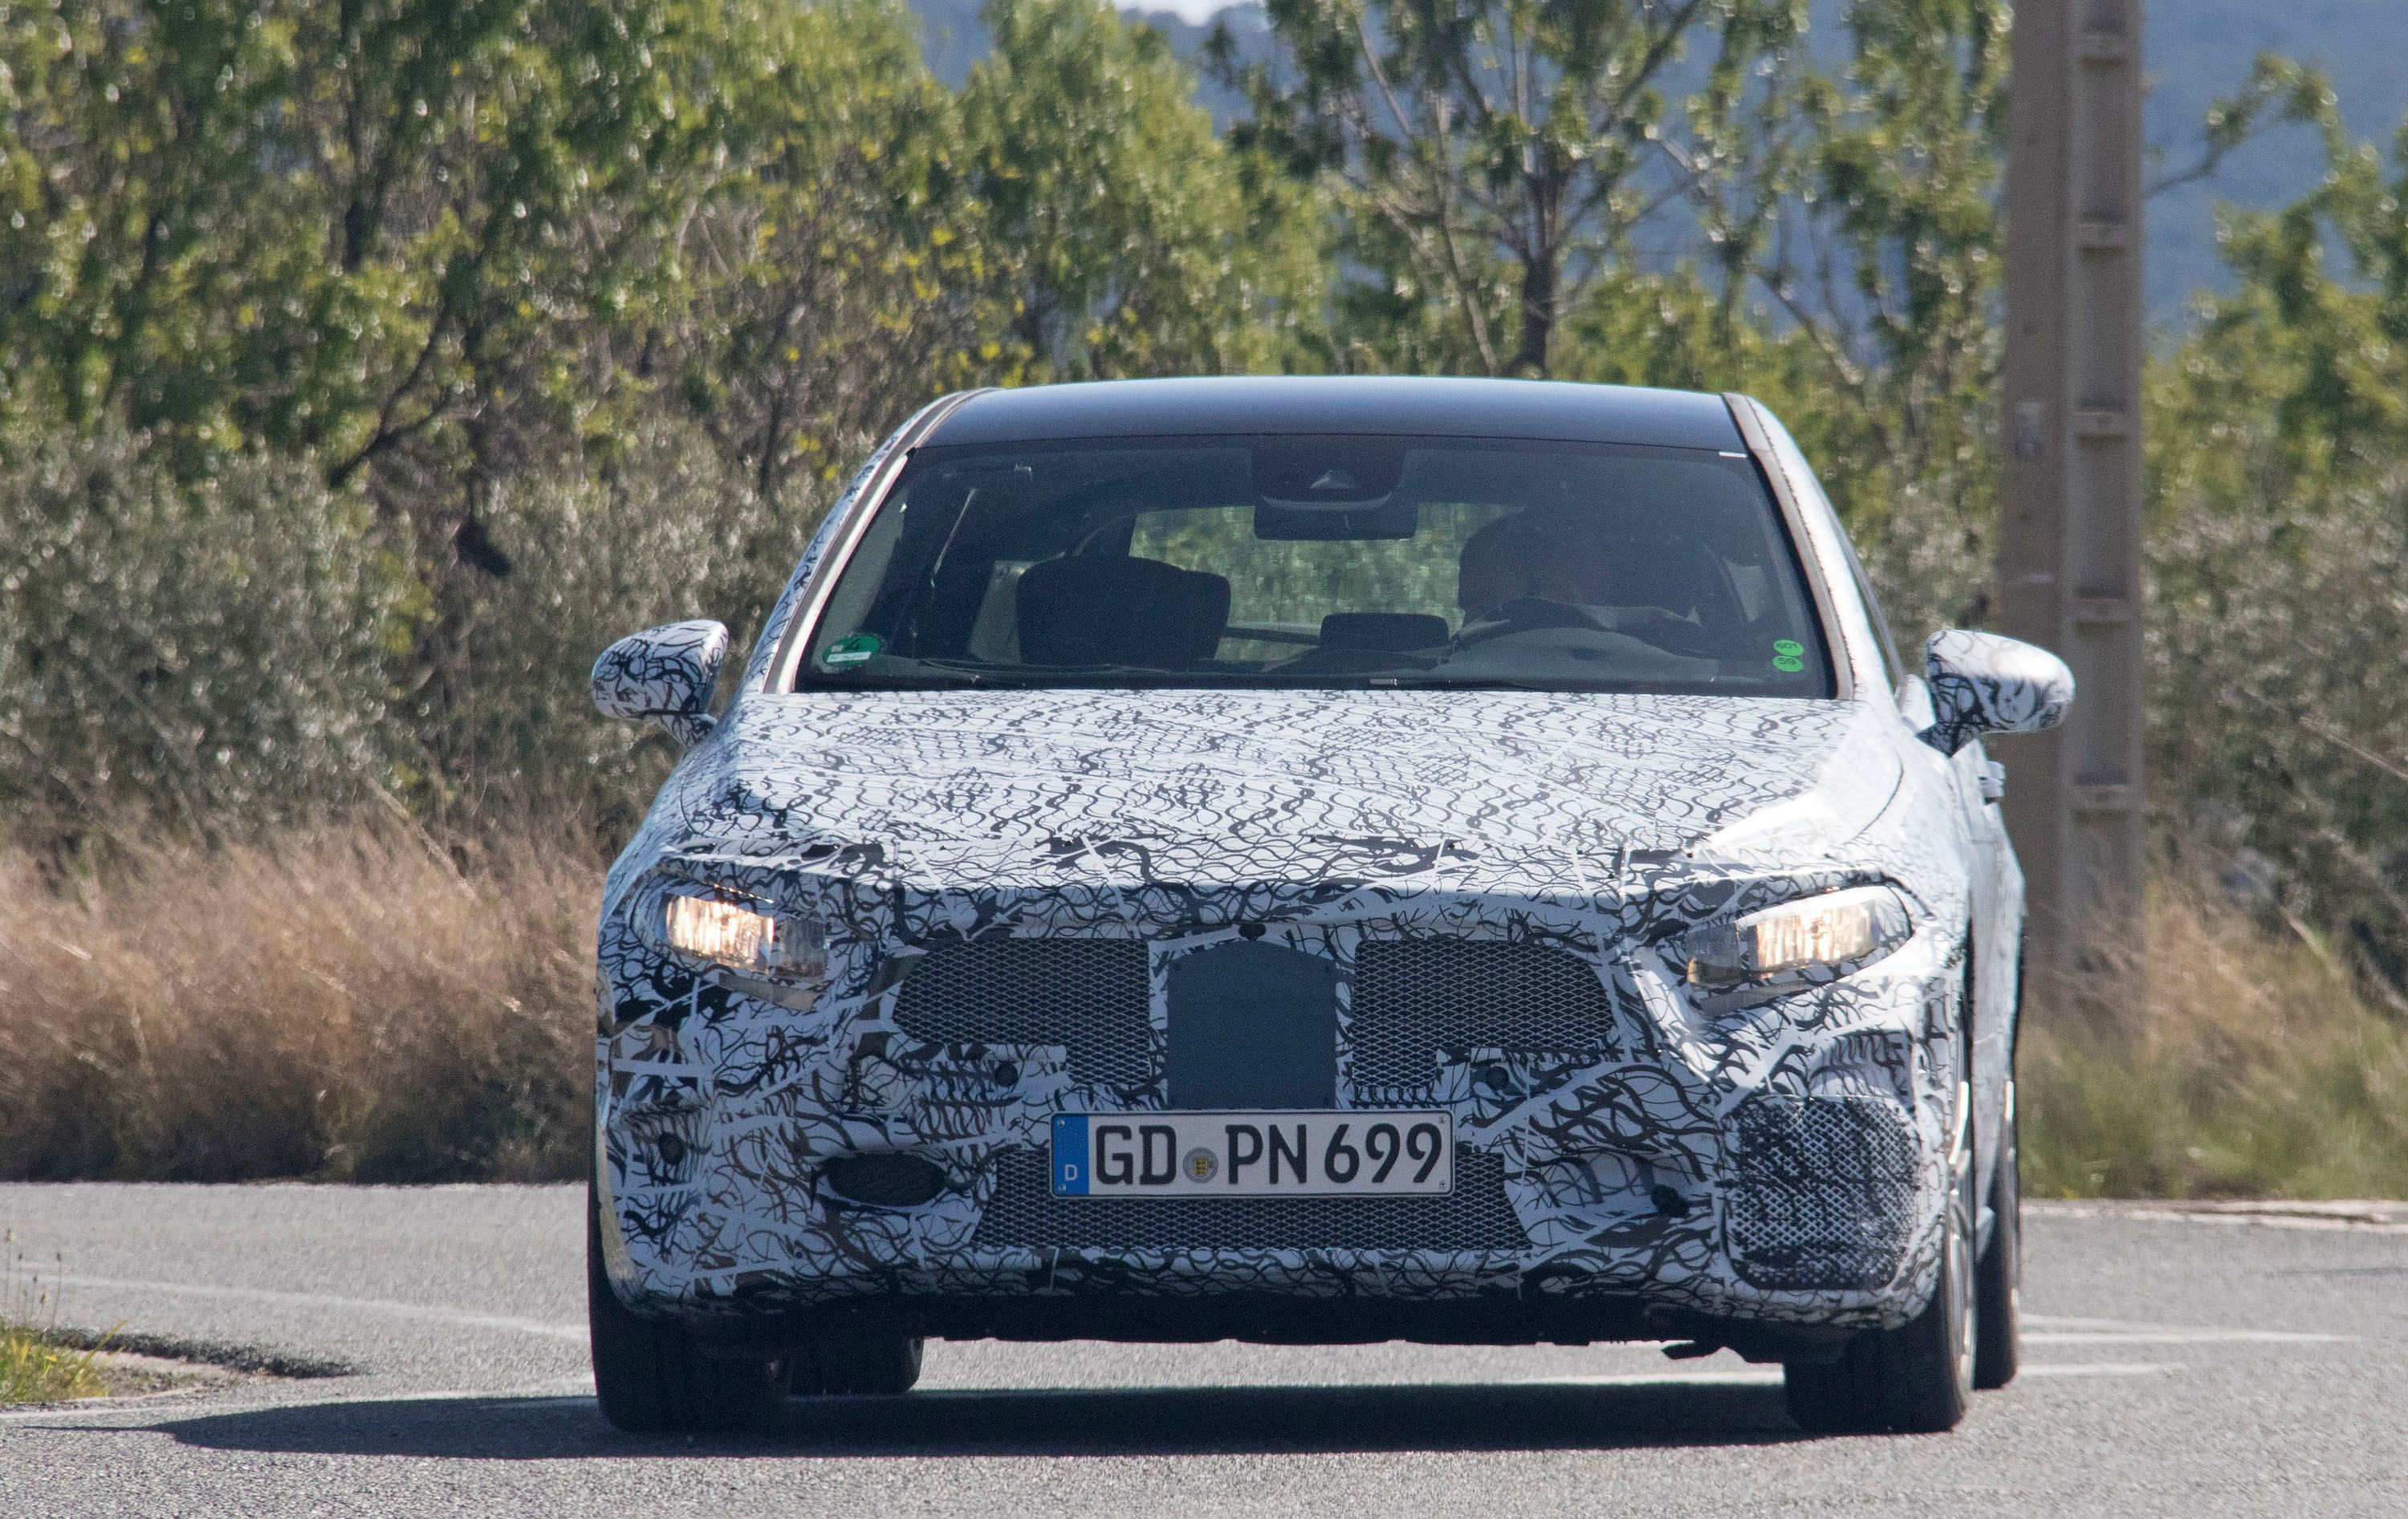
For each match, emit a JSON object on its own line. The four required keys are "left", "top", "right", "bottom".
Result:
{"left": 1050, "top": 1112, "right": 1454, "bottom": 1198}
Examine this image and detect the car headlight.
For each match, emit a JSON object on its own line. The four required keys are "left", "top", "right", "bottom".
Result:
{"left": 1678, "top": 885, "right": 1911, "bottom": 1002}
{"left": 637, "top": 883, "right": 828, "bottom": 985}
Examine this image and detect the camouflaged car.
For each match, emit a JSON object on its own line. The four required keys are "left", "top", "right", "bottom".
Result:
{"left": 585, "top": 377, "right": 2072, "bottom": 1434}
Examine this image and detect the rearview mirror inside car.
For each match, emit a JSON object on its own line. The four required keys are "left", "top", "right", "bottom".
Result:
{"left": 592, "top": 619, "right": 730, "bottom": 749}
{"left": 1918, "top": 628, "right": 2074, "bottom": 756}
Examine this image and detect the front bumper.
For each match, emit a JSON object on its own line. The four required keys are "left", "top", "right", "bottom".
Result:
{"left": 596, "top": 871, "right": 1960, "bottom": 1343}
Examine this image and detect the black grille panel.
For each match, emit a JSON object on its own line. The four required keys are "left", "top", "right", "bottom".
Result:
{"left": 894, "top": 940, "right": 1151, "bottom": 1087}
{"left": 972, "top": 1147, "right": 1528, "bottom": 1253}
{"left": 1725, "top": 1095, "right": 1918, "bottom": 1290}
{"left": 1349, "top": 940, "right": 1617, "bottom": 1091}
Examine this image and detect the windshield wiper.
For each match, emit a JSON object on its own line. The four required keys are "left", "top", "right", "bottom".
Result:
{"left": 803, "top": 657, "right": 993, "bottom": 688}
{"left": 1374, "top": 672, "right": 1650, "bottom": 693}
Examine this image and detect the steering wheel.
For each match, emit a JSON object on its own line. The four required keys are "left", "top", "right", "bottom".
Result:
{"left": 1451, "top": 597, "right": 1615, "bottom": 648}
{"left": 1611, "top": 607, "right": 1728, "bottom": 660}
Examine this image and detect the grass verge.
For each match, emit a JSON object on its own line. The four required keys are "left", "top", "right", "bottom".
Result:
{"left": 0, "top": 1322, "right": 108, "bottom": 1403}
{"left": 2020, "top": 887, "right": 2408, "bottom": 1199}
{"left": 2, "top": 1237, "right": 108, "bottom": 1403}
{"left": 0, "top": 824, "right": 595, "bottom": 1183}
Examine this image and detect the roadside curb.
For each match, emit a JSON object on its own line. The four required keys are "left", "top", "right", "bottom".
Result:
{"left": 2030, "top": 1199, "right": 2408, "bottom": 1233}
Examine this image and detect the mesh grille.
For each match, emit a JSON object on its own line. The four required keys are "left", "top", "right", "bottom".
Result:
{"left": 894, "top": 939, "right": 1151, "bottom": 1087}
{"left": 1725, "top": 1095, "right": 1919, "bottom": 1290}
{"left": 971, "top": 1147, "right": 1528, "bottom": 1253}
{"left": 1348, "top": 940, "right": 1617, "bottom": 1091}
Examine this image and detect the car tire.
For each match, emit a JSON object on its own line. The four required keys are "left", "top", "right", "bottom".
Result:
{"left": 807, "top": 1331, "right": 926, "bottom": 1396}
{"left": 1784, "top": 1086, "right": 1979, "bottom": 1434}
{"left": 588, "top": 1185, "right": 790, "bottom": 1433}
{"left": 1973, "top": 1085, "right": 2021, "bottom": 1390}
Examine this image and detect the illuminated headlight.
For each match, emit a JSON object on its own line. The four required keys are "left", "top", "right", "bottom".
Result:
{"left": 637, "top": 883, "right": 828, "bottom": 985}
{"left": 1679, "top": 885, "right": 1912, "bottom": 1001}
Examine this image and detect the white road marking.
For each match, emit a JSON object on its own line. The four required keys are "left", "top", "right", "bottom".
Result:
{"left": 1528, "top": 1369, "right": 1783, "bottom": 1387}
{"left": 49, "top": 1273, "right": 588, "bottom": 1342}
{"left": 2022, "top": 1314, "right": 2349, "bottom": 1345}
{"left": 2022, "top": 1330, "right": 2346, "bottom": 1345}
{"left": 2029, "top": 1200, "right": 2408, "bottom": 1234}
{"left": 2015, "top": 1362, "right": 2172, "bottom": 1378}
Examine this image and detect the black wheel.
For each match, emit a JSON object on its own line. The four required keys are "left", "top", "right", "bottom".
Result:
{"left": 1973, "top": 1081, "right": 2021, "bottom": 1390}
{"left": 588, "top": 1184, "right": 789, "bottom": 1433}
{"left": 1784, "top": 1084, "right": 1979, "bottom": 1435}
{"left": 806, "top": 1330, "right": 925, "bottom": 1395}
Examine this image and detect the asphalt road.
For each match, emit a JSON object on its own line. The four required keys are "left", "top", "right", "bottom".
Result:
{"left": 1, "top": 1185, "right": 2401, "bottom": 1517}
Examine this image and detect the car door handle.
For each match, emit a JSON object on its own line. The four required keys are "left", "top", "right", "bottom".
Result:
{"left": 1979, "top": 760, "right": 2006, "bottom": 803}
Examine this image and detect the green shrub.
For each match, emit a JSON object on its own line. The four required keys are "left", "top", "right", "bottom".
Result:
{"left": 0, "top": 419, "right": 399, "bottom": 842}
{"left": 401, "top": 419, "right": 838, "bottom": 827}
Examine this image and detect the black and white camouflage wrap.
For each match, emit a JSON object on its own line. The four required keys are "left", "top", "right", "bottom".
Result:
{"left": 591, "top": 404, "right": 2056, "bottom": 1342}
{"left": 1919, "top": 629, "right": 2076, "bottom": 758}
{"left": 592, "top": 619, "right": 730, "bottom": 749}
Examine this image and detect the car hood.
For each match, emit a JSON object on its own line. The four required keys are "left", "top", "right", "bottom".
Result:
{"left": 645, "top": 688, "right": 1904, "bottom": 890}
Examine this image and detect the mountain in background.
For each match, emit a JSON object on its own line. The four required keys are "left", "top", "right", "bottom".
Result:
{"left": 909, "top": 0, "right": 2408, "bottom": 322}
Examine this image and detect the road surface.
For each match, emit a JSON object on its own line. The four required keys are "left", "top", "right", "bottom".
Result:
{"left": 1, "top": 1184, "right": 2401, "bottom": 1517}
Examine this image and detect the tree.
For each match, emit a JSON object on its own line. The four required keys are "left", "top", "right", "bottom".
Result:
{"left": 964, "top": 0, "right": 1328, "bottom": 379}
{"left": 2143, "top": 71, "right": 2408, "bottom": 983}
{"left": 1224, "top": 0, "right": 1813, "bottom": 378}
{"left": 0, "top": 0, "right": 711, "bottom": 488}
{"left": 664, "top": 0, "right": 1007, "bottom": 498}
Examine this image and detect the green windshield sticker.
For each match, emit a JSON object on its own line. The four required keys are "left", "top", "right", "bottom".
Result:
{"left": 1771, "top": 638, "right": 1804, "bottom": 672}
{"left": 821, "top": 633, "right": 884, "bottom": 669}
{"left": 1772, "top": 655, "right": 1805, "bottom": 672}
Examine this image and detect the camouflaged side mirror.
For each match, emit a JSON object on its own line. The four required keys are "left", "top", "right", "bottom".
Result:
{"left": 1918, "top": 629, "right": 2075, "bottom": 757}
{"left": 592, "top": 619, "right": 730, "bottom": 749}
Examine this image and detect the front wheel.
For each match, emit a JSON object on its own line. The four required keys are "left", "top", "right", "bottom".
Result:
{"left": 1783, "top": 1099, "right": 1978, "bottom": 1434}
{"left": 588, "top": 1186, "right": 790, "bottom": 1433}
{"left": 1973, "top": 1082, "right": 2021, "bottom": 1390}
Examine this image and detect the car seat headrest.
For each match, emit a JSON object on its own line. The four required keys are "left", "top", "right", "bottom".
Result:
{"left": 1015, "top": 555, "right": 1233, "bottom": 668}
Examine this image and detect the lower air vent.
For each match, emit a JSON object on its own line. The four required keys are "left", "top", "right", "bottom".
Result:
{"left": 821, "top": 1151, "right": 950, "bottom": 1209}
{"left": 970, "top": 1147, "right": 1527, "bottom": 1253}
{"left": 1724, "top": 1095, "right": 1918, "bottom": 1290}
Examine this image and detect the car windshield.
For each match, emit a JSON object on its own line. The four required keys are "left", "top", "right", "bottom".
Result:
{"left": 793, "top": 433, "right": 1835, "bottom": 696}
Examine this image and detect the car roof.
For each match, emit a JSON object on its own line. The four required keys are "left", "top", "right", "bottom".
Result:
{"left": 925, "top": 376, "right": 1745, "bottom": 452}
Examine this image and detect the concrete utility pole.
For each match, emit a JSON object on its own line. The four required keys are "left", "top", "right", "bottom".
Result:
{"left": 1995, "top": 0, "right": 2148, "bottom": 1021}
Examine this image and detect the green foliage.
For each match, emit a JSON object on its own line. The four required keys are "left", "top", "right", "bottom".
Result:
{"left": 0, "top": 0, "right": 710, "bottom": 480}
{"left": 404, "top": 418, "right": 816, "bottom": 826}
{"left": 664, "top": 0, "right": 1008, "bottom": 496}
{"left": 963, "top": 0, "right": 1326, "bottom": 378}
{"left": 0, "top": 414, "right": 401, "bottom": 839}
{"left": 1226, "top": 0, "right": 1816, "bottom": 378}
{"left": 2119, "top": 61, "right": 2408, "bottom": 978}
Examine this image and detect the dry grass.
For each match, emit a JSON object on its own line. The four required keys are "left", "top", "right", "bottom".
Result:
{"left": 0, "top": 822, "right": 2401, "bottom": 1198}
{"left": 2020, "top": 887, "right": 2408, "bottom": 1199}
{"left": 0, "top": 824, "right": 596, "bottom": 1183}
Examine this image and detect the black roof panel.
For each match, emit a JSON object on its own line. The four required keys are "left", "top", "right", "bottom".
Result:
{"left": 928, "top": 376, "right": 1744, "bottom": 451}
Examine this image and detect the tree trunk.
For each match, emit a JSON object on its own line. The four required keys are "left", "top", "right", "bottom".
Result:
{"left": 1511, "top": 253, "right": 1557, "bottom": 377}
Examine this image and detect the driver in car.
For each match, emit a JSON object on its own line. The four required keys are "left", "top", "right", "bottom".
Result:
{"left": 1456, "top": 508, "right": 1621, "bottom": 623}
